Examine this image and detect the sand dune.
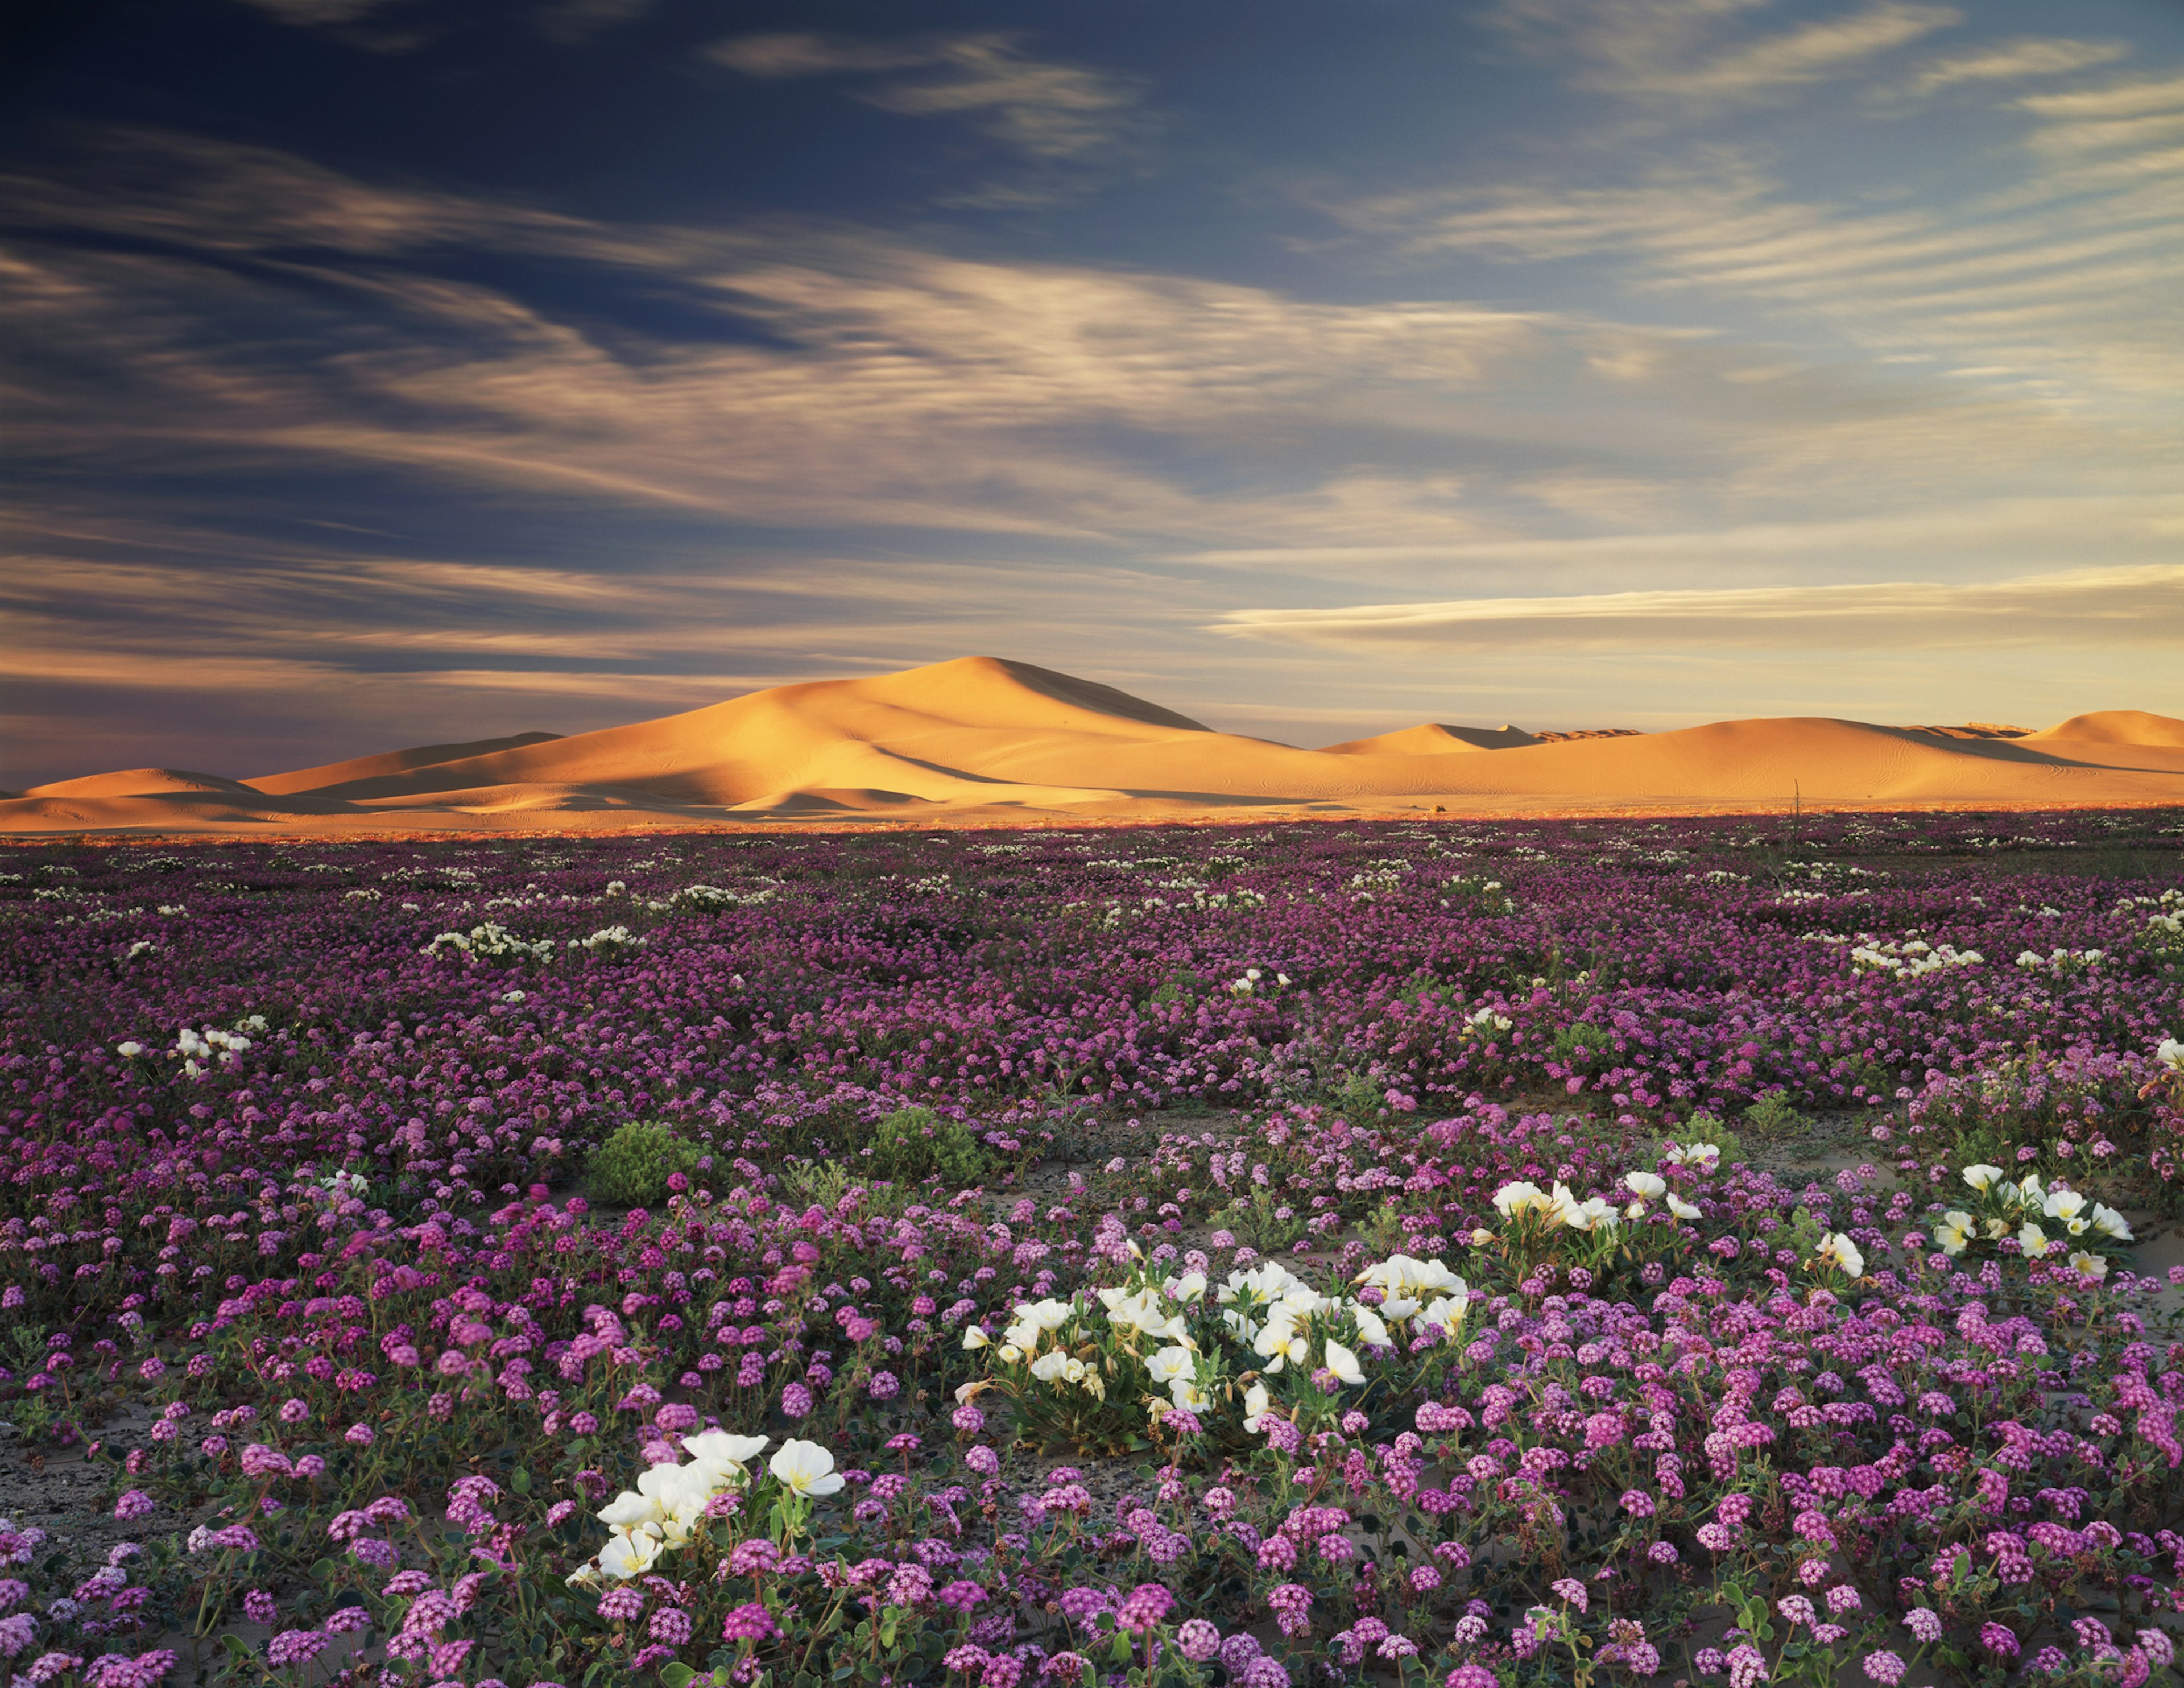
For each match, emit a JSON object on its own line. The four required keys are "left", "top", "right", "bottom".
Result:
{"left": 2024, "top": 710, "right": 2184, "bottom": 748}
{"left": 1321, "top": 723, "right": 1541, "bottom": 754}
{"left": 249, "top": 731, "right": 564, "bottom": 795}
{"left": 24, "top": 768, "right": 268, "bottom": 799}
{"left": 5, "top": 659, "right": 2181, "bottom": 834}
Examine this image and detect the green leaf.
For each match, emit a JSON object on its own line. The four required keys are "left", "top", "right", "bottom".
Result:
{"left": 832, "top": 1667, "right": 856, "bottom": 1682}
{"left": 513, "top": 1466, "right": 533, "bottom": 1496}
{"left": 660, "top": 1665, "right": 699, "bottom": 1688}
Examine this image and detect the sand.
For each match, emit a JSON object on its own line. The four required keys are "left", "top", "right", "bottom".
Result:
{"left": 6, "top": 656, "right": 2182, "bottom": 835}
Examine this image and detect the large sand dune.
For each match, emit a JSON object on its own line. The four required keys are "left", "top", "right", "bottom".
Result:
{"left": 6, "top": 657, "right": 2181, "bottom": 834}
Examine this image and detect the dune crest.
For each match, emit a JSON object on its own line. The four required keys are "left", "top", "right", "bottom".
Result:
{"left": 1321, "top": 723, "right": 1541, "bottom": 755}
{"left": 248, "top": 731, "right": 564, "bottom": 795}
{"left": 25, "top": 768, "right": 266, "bottom": 799}
{"left": 7, "top": 661, "right": 2182, "bottom": 834}
{"left": 2023, "top": 710, "right": 2184, "bottom": 748}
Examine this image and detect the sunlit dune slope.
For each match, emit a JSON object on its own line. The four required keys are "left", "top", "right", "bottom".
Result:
{"left": 25, "top": 768, "right": 268, "bottom": 799}
{"left": 249, "top": 731, "right": 564, "bottom": 795}
{"left": 2023, "top": 710, "right": 2184, "bottom": 748}
{"left": 5, "top": 661, "right": 2181, "bottom": 834}
{"left": 1320, "top": 723, "right": 1540, "bottom": 754}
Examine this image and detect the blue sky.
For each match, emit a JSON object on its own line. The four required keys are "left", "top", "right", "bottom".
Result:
{"left": 4, "top": 0, "right": 2181, "bottom": 783}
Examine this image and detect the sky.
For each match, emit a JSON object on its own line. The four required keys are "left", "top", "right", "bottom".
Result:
{"left": 3, "top": 0, "right": 2182, "bottom": 785}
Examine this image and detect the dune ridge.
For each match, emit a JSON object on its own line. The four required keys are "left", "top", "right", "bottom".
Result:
{"left": 5, "top": 656, "right": 2181, "bottom": 835}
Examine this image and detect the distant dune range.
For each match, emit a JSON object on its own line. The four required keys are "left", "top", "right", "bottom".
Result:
{"left": 5, "top": 659, "right": 2182, "bottom": 835}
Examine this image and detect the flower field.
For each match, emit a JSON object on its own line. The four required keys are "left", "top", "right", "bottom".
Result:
{"left": 2, "top": 810, "right": 2183, "bottom": 1688}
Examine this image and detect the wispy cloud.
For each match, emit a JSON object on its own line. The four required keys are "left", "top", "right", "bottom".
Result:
{"left": 535, "top": 0, "right": 655, "bottom": 46}
{"left": 230, "top": 0, "right": 404, "bottom": 23}
{"left": 2018, "top": 70, "right": 2184, "bottom": 119}
{"left": 1899, "top": 36, "right": 2129, "bottom": 97}
{"left": 1215, "top": 564, "right": 2184, "bottom": 652}
{"left": 1331, "top": 96, "right": 2184, "bottom": 405}
{"left": 1491, "top": 0, "right": 1959, "bottom": 109}
{"left": 707, "top": 30, "right": 1149, "bottom": 199}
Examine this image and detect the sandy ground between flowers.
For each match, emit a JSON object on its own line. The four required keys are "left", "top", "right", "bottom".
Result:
{"left": 8, "top": 659, "right": 2184, "bottom": 838}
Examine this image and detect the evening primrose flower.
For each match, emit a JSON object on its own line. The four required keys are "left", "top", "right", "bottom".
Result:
{"left": 681, "top": 1431, "right": 768, "bottom": 1484}
{"left": 1624, "top": 1172, "right": 1666, "bottom": 1201}
{"left": 638, "top": 1463, "right": 715, "bottom": 1544}
{"left": 2044, "top": 1191, "right": 2091, "bottom": 1234}
{"left": 1355, "top": 1253, "right": 1466, "bottom": 1296}
{"left": 1101, "top": 1288, "right": 1187, "bottom": 1341}
{"left": 1933, "top": 1212, "right": 1975, "bottom": 1256}
{"left": 1004, "top": 1298, "right": 1077, "bottom": 1352}
{"left": 2017, "top": 1222, "right": 2051, "bottom": 1258}
{"left": 598, "top": 1462, "right": 707, "bottom": 1540}
{"left": 2157, "top": 1037, "right": 2183, "bottom": 1073}
{"left": 1147, "top": 1347, "right": 1196, "bottom": 1388}
{"left": 962, "top": 1326, "right": 991, "bottom": 1350}
{"left": 1814, "top": 1233, "right": 1864, "bottom": 1279}
{"left": 2067, "top": 1250, "right": 2109, "bottom": 1280}
{"left": 596, "top": 1490, "right": 661, "bottom": 1533}
{"left": 1962, "top": 1164, "right": 2005, "bottom": 1193}
{"left": 1219, "top": 1261, "right": 1313, "bottom": 1305}
{"left": 593, "top": 1526, "right": 663, "bottom": 1582}
{"left": 1029, "top": 1350, "right": 1072, "bottom": 1383}
{"left": 1242, "top": 1381, "right": 1275, "bottom": 1430}
{"left": 769, "top": 1439, "right": 845, "bottom": 1497}
{"left": 1666, "top": 1194, "right": 1703, "bottom": 1221}
{"left": 1553, "top": 1186, "right": 1618, "bottom": 1232}
{"left": 2090, "top": 1204, "right": 2133, "bottom": 1242}
{"left": 1493, "top": 1181, "right": 1551, "bottom": 1218}
{"left": 1665, "top": 1142, "right": 1720, "bottom": 1172}
{"left": 1254, "top": 1316, "right": 1312, "bottom": 1372}
{"left": 1325, "top": 1340, "right": 1366, "bottom": 1386}
{"left": 1350, "top": 1306, "right": 1391, "bottom": 1349}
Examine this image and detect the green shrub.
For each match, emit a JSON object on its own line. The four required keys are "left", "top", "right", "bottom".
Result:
{"left": 1742, "top": 1092, "right": 1806, "bottom": 1139}
{"left": 1550, "top": 1021, "right": 1615, "bottom": 1070}
{"left": 867, "top": 1106, "right": 988, "bottom": 1185}
{"left": 1671, "top": 1111, "right": 1746, "bottom": 1165}
{"left": 1148, "top": 969, "right": 1209, "bottom": 1007}
{"left": 586, "top": 1120, "right": 700, "bottom": 1207}
{"left": 1332, "top": 1071, "right": 1387, "bottom": 1124}
{"left": 778, "top": 1158, "right": 850, "bottom": 1213}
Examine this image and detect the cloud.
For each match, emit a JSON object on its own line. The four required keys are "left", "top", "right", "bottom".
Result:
{"left": 1331, "top": 104, "right": 2184, "bottom": 404}
{"left": 2018, "top": 70, "right": 2184, "bottom": 119}
{"left": 1901, "top": 36, "right": 2129, "bottom": 97}
{"left": 706, "top": 30, "right": 1148, "bottom": 164}
{"left": 1213, "top": 564, "right": 2184, "bottom": 652}
{"left": 535, "top": 0, "right": 654, "bottom": 46}
{"left": 1490, "top": 0, "right": 1960, "bottom": 109}
{"left": 229, "top": 0, "right": 402, "bottom": 22}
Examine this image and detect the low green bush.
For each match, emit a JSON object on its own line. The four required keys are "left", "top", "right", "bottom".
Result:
{"left": 585, "top": 1119, "right": 700, "bottom": 1207}
{"left": 866, "top": 1105, "right": 988, "bottom": 1185}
